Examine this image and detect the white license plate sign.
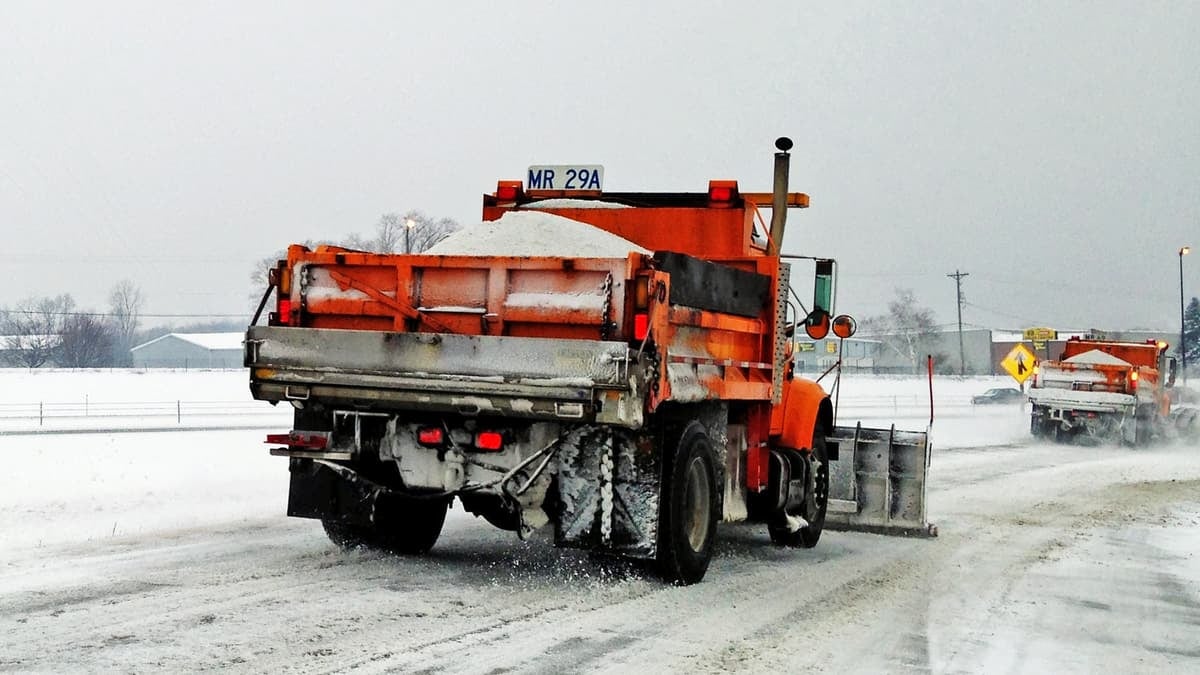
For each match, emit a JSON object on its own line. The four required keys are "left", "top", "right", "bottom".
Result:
{"left": 526, "top": 165, "right": 603, "bottom": 191}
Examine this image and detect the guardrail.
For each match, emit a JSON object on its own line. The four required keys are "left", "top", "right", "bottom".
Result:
{"left": 0, "top": 400, "right": 288, "bottom": 427}
{"left": 0, "top": 393, "right": 1014, "bottom": 430}
{"left": 835, "top": 394, "right": 973, "bottom": 410}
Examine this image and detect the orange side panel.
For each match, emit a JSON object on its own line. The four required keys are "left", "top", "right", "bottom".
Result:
{"left": 745, "top": 403, "right": 772, "bottom": 491}
{"left": 1060, "top": 340, "right": 1159, "bottom": 369}
{"left": 770, "top": 377, "right": 827, "bottom": 451}
{"left": 284, "top": 248, "right": 636, "bottom": 340}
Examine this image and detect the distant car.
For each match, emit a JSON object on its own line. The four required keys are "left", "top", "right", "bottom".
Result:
{"left": 972, "top": 387, "right": 1024, "bottom": 405}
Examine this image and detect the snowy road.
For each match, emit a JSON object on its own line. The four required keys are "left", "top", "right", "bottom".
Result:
{"left": 3, "top": 400, "right": 1200, "bottom": 672}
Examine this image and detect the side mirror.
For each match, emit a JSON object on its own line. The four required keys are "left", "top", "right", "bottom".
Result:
{"left": 1167, "top": 357, "right": 1178, "bottom": 388}
{"left": 804, "top": 309, "right": 830, "bottom": 339}
{"left": 832, "top": 314, "right": 857, "bottom": 339}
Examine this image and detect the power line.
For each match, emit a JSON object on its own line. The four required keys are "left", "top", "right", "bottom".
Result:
{"left": 962, "top": 301, "right": 1043, "bottom": 327}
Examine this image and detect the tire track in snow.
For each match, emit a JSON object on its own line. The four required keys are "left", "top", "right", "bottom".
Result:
{"left": 4, "top": 437, "right": 1199, "bottom": 672}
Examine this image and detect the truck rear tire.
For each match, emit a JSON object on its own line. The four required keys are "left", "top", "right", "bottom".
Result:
{"left": 656, "top": 421, "right": 718, "bottom": 585}
{"left": 768, "top": 421, "right": 829, "bottom": 548}
{"left": 322, "top": 495, "right": 450, "bottom": 555}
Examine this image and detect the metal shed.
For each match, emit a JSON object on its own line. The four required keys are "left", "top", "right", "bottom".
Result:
{"left": 130, "top": 332, "right": 243, "bottom": 369}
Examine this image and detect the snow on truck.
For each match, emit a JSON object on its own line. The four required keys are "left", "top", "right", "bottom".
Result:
{"left": 244, "top": 138, "right": 933, "bottom": 584}
{"left": 1028, "top": 336, "right": 1198, "bottom": 444}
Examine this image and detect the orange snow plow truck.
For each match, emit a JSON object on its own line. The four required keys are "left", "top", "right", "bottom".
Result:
{"left": 244, "top": 138, "right": 932, "bottom": 584}
{"left": 1028, "top": 336, "right": 1198, "bottom": 445}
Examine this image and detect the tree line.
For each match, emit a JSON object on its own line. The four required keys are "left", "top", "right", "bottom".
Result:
{"left": 1, "top": 210, "right": 462, "bottom": 369}
{"left": 0, "top": 280, "right": 144, "bottom": 368}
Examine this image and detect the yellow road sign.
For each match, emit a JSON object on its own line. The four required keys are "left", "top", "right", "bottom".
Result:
{"left": 1001, "top": 343, "right": 1037, "bottom": 384}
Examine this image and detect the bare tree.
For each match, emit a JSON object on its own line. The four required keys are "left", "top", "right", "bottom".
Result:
{"left": 108, "top": 280, "right": 144, "bottom": 366}
{"left": 247, "top": 213, "right": 462, "bottom": 311}
{"left": 861, "top": 288, "right": 944, "bottom": 374}
{"left": 0, "top": 295, "right": 75, "bottom": 368}
{"left": 400, "top": 210, "right": 460, "bottom": 253}
{"left": 58, "top": 313, "right": 116, "bottom": 368}
{"left": 369, "top": 211, "right": 461, "bottom": 254}
{"left": 374, "top": 213, "right": 405, "bottom": 253}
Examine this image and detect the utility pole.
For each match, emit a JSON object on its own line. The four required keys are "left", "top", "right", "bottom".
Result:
{"left": 947, "top": 269, "right": 969, "bottom": 376}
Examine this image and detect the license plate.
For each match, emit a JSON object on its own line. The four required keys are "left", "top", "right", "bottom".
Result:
{"left": 526, "top": 165, "right": 603, "bottom": 191}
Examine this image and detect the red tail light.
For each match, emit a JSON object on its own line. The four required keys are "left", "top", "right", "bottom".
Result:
{"left": 707, "top": 180, "right": 739, "bottom": 203}
{"left": 277, "top": 298, "right": 292, "bottom": 325}
{"left": 474, "top": 431, "right": 504, "bottom": 451}
{"left": 417, "top": 427, "right": 445, "bottom": 446}
{"left": 634, "top": 313, "right": 649, "bottom": 341}
{"left": 496, "top": 180, "right": 523, "bottom": 201}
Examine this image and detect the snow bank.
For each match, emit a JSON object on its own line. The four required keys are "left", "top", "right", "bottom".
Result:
{"left": 425, "top": 211, "right": 648, "bottom": 257}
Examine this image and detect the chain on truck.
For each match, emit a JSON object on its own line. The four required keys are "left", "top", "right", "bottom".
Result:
{"left": 244, "top": 138, "right": 935, "bottom": 585}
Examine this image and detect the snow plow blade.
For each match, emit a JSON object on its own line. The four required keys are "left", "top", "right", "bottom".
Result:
{"left": 825, "top": 423, "right": 936, "bottom": 537}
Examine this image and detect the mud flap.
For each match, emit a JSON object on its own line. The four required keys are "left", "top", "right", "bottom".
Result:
{"left": 287, "top": 458, "right": 383, "bottom": 526}
{"left": 824, "top": 423, "right": 936, "bottom": 537}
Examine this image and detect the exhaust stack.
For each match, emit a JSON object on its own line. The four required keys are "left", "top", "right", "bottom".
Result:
{"left": 768, "top": 137, "right": 792, "bottom": 257}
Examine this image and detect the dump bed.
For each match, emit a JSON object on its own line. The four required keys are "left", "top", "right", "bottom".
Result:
{"left": 248, "top": 240, "right": 786, "bottom": 427}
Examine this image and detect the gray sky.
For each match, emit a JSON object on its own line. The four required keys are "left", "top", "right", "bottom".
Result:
{"left": 2, "top": 1, "right": 1197, "bottom": 332}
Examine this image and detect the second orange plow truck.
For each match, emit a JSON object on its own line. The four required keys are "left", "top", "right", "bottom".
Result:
{"left": 244, "top": 138, "right": 934, "bottom": 584}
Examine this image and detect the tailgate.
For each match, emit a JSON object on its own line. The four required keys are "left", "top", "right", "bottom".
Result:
{"left": 245, "top": 325, "right": 647, "bottom": 426}
{"left": 1027, "top": 387, "right": 1136, "bottom": 412}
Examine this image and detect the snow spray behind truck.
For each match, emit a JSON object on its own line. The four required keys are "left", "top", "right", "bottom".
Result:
{"left": 244, "top": 138, "right": 933, "bottom": 584}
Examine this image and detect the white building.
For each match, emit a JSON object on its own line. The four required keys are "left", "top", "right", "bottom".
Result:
{"left": 130, "top": 333, "right": 243, "bottom": 369}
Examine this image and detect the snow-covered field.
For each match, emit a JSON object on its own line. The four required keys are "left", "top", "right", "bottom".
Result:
{"left": 1, "top": 369, "right": 1198, "bottom": 673}
{"left": 0, "top": 369, "right": 289, "bottom": 432}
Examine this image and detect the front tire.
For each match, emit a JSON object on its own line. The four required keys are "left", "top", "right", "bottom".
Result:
{"left": 768, "top": 421, "right": 828, "bottom": 548}
{"left": 656, "top": 421, "right": 719, "bottom": 585}
{"left": 322, "top": 494, "right": 450, "bottom": 554}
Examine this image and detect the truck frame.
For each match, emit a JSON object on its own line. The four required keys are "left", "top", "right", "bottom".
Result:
{"left": 245, "top": 139, "right": 932, "bottom": 584}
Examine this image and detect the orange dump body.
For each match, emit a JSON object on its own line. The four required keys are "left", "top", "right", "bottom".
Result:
{"left": 1038, "top": 337, "right": 1170, "bottom": 415}
{"left": 1059, "top": 338, "right": 1161, "bottom": 369}
{"left": 273, "top": 190, "right": 791, "bottom": 408}
{"left": 1051, "top": 338, "right": 1163, "bottom": 395}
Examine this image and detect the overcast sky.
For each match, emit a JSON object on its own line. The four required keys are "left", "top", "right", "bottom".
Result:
{"left": 2, "top": 1, "right": 1197, "bottom": 332}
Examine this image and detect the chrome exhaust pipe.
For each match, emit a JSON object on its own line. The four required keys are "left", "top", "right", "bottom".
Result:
{"left": 768, "top": 136, "right": 793, "bottom": 256}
